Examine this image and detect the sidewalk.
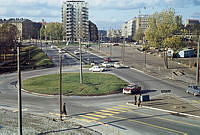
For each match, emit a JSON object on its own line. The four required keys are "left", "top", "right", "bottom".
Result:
{"left": 128, "top": 94, "right": 200, "bottom": 118}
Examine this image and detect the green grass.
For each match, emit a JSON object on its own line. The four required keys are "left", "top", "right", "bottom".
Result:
{"left": 22, "top": 73, "right": 128, "bottom": 96}
{"left": 82, "top": 65, "right": 92, "bottom": 68}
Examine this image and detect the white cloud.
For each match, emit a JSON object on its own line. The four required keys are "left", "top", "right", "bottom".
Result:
{"left": 0, "top": 8, "right": 7, "bottom": 15}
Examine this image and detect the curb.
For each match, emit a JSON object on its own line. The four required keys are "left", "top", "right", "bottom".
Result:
{"left": 21, "top": 89, "right": 56, "bottom": 97}
{"left": 127, "top": 102, "right": 200, "bottom": 119}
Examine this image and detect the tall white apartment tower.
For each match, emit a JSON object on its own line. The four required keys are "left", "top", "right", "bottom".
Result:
{"left": 62, "top": 0, "right": 89, "bottom": 42}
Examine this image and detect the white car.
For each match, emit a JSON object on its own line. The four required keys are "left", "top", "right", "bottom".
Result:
{"left": 89, "top": 66, "right": 105, "bottom": 72}
{"left": 74, "top": 50, "right": 80, "bottom": 55}
{"left": 114, "top": 62, "right": 122, "bottom": 68}
{"left": 101, "top": 62, "right": 113, "bottom": 68}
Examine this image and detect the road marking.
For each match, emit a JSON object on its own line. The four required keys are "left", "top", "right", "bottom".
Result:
{"left": 106, "top": 108, "right": 127, "bottom": 112}
{"left": 99, "top": 110, "right": 120, "bottom": 114}
{"left": 192, "top": 100, "right": 200, "bottom": 104}
{"left": 112, "top": 106, "right": 133, "bottom": 110}
{"left": 13, "top": 108, "right": 28, "bottom": 112}
{"left": 111, "top": 115, "right": 188, "bottom": 135}
{"left": 76, "top": 118, "right": 94, "bottom": 123}
{"left": 130, "top": 110, "right": 200, "bottom": 128}
{"left": 119, "top": 105, "right": 136, "bottom": 109}
{"left": 49, "top": 112, "right": 60, "bottom": 116}
{"left": 86, "top": 113, "right": 107, "bottom": 118}
{"left": 79, "top": 115, "right": 100, "bottom": 120}
{"left": 94, "top": 111, "right": 114, "bottom": 116}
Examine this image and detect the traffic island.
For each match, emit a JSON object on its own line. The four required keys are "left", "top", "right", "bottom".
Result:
{"left": 22, "top": 73, "right": 128, "bottom": 96}
{"left": 128, "top": 94, "right": 200, "bottom": 118}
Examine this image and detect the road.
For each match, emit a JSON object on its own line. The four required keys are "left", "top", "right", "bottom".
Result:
{"left": 0, "top": 42, "right": 200, "bottom": 134}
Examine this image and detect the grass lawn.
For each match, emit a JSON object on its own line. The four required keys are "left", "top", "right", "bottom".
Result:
{"left": 22, "top": 73, "right": 128, "bottom": 96}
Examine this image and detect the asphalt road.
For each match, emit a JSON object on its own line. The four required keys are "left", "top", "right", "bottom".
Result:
{"left": 0, "top": 42, "right": 200, "bottom": 135}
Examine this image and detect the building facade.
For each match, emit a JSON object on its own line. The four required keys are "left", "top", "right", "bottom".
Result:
{"left": 121, "top": 15, "right": 149, "bottom": 41}
{"left": 62, "top": 0, "right": 89, "bottom": 42}
{"left": 185, "top": 19, "right": 199, "bottom": 26}
{"left": 0, "top": 18, "right": 42, "bottom": 40}
{"left": 89, "top": 21, "right": 98, "bottom": 42}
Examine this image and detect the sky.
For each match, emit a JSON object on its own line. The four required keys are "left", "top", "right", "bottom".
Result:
{"left": 0, "top": 0, "right": 200, "bottom": 30}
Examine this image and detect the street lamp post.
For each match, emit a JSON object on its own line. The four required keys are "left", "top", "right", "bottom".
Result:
{"left": 79, "top": 39, "right": 83, "bottom": 84}
{"left": 17, "top": 42, "right": 22, "bottom": 135}
{"left": 59, "top": 53, "right": 63, "bottom": 120}
{"left": 196, "top": 41, "right": 200, "bottom": 86}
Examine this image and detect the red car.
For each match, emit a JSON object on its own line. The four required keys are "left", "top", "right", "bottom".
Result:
{"left": 123, "top": 84, "right": 141, "bottom": 94}
{"left": 104, "top": 57, "right": 111, "bottom": 62}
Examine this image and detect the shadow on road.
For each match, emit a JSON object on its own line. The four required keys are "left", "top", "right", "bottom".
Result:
{"left": 141, "top": 89, "right": 157, "bottom": 94}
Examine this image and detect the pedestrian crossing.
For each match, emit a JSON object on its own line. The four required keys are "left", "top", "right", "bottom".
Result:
{"left": 76, "top": 105, "right": 136, "bottom": 122}
{"left": 192, "top": 100, "right": 200, "bottom": 104}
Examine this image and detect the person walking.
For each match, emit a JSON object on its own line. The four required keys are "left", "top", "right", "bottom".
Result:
{"left": 134, "top": 95, "right": 137, "bottom": 105}
{"left": 138, "top": 94, "right": 142, "bottom": 107}
{"left": 62, "top": 103, "right": 67, "bottom": 116}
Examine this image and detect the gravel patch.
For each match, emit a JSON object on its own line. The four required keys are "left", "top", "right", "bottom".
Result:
{"left": 0, "top": 109, "right": 101, "bottom": 135}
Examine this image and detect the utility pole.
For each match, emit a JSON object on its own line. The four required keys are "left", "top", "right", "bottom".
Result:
{"left": 196, "top": 41, "right": 200, "bottom": 86}
{"left": 17, "top": 45, "right": 22, "bottom": 135}
{"left": 59, "top": 53, "right": 63, "bottom": 120}
{"left": 79, "top": 39, "right": 83, "bottom": 84}
{"left": 122, "top": 37, "right": 125, "bottom": 64}
{"left": 109, "top": 45, "right": 112, "bottom": 57}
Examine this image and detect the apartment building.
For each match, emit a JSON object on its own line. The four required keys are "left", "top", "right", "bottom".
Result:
{"left": 62, "top": 0, "right": 89, "bottom": 42}
{"left": 0, "top": 18, "right": 42, "bottom": 39}
{"left": 121, "top": 15, "right": 149, "bottom": 41}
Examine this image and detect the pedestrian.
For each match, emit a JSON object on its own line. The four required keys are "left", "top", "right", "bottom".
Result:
{"left": 62, "top": 103, "right": 67, "bottom": 116}
{"left": 134, "top": 95, "right": 137, "bottom": 105}
{"left": 138, "top": 94, "right": 142, "bottom": 107}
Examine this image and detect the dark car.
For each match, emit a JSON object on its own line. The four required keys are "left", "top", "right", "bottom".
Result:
{"left": 113, "top": 43, "right": 119, "bottom": 46}
{"left": 104, "top": 57, "right": 111, "bottom": 62}
{"left": 186, "top": 85, "right": 200, "bottom": 96}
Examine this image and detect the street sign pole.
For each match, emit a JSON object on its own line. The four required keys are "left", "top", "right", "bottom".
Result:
{"left": 17, "top": 46, "right": 22, "bottom": 135}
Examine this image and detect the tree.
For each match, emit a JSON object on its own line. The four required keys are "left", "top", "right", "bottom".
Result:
{"left": 0, "top": 23, "right": 18, "bottom": 61}
{"left": 145, "top": 9, "right": 183, "bottom": 69}
{"left": 133, "top": 28, "right": 145, "bottom": 42}
{"left": 145, "top": 9, "right": 183, "bottom": 49}
{"left": 40, "top": 23, "right": 63, "bottom": 40}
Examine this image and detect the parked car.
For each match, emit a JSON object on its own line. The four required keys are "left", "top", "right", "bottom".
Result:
{"left": 113, "top": 43, "right": 119, "bottom": 46}
{"left": 186, "top": 85, "right": 200, "bottom": 96}
{"left": 113, "top": 62, "right": 122, "bottom": 68}
{"left": 74, "top": 50, "right": 80, "bottom": 55}
{"left": 101, "top": 62, "right": 113, "bottom": 68}
{"left": 104, "top": 57, "right": 111, "bottom": 62}
{"left": 89, "top": 66, "right": 105, "bottom": 72}
{"left": 123, "top": 84, "right": 141, "bottom": 94}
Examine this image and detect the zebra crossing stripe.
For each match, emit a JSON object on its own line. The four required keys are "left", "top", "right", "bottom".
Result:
{"left": 79, "top": 115, "right": 99, "bottom": 120}
{"left": 86, "top": 113, "right": 107, "bottom": 118}
{"left": 107, "top": 108, "right": 127, "bottom": 112}
{"left": 100, "top": 110, "right": 120, "bottom": 114}
{"left": 95, "top": 111, "right": 114, "bottom": 116}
